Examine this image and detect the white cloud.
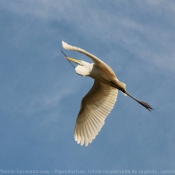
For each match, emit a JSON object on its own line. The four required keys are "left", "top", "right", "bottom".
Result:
{"left": 1, "top": 0, "right": 175, "bottom": 170}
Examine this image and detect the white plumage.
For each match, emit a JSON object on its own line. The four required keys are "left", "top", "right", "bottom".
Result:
{"left": 62, "top": 41, "right": 153, "bottom": 146}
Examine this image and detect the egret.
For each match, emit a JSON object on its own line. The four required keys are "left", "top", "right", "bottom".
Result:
{"left": 62, "top": 41, "right": 153, "bottom": 146}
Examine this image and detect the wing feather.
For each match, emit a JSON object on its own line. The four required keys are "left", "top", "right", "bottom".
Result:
{"left": 74, "top": 80, "right": 118, "bottom": 146}
{"left": 62, "top": 41, "right": 103, "bottom": 65}
{"left": 62, "top": 41, "right": 117, "bottom": 79}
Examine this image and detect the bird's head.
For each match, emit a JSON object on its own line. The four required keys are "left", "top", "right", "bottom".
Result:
{"left": 66, "top": 56, "right": 93, "bottom": 76}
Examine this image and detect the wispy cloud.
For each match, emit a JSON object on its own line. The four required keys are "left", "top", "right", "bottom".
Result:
{"left": 1, "top": 0, "right": 175, "bottom": 170}
{"left": 2, "top": 0, "right": 175, "bottom": 74}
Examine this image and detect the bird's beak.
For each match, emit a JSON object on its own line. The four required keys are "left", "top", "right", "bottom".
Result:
{"left": 65, "top": 57, "right": 81, "bottom": 64}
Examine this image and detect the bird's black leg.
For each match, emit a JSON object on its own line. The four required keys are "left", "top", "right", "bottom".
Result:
{"left": 126, "top": 92, "right": 153, "bottom": 111}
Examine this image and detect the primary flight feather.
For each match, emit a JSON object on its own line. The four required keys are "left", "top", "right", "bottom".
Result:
{"left": 62, "top": 41, "right": 153, "bottom": 146}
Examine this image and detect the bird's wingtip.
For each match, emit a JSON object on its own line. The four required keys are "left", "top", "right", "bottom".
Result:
{"left": 62, "top": 41, "right": 70, "bottom": 49}
{"left": 62, "top": 41, "right": 66, "bottom": 47}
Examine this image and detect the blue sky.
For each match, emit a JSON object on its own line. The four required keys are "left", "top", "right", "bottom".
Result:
{"left": 0, "top": 0, "right": 175, "bottom": 174}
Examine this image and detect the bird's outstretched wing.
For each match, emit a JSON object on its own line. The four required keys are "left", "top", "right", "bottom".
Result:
{"left": 74, "top": 80, "right": 118, "bottom": 146}
{"left": 62, "top": 41, "right": 116, "bottom": 76}
{"left": 62, "top": 41, "right": 104, "bottom": 65}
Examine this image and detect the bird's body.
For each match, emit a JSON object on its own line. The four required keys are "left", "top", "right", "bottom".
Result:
{"left": 62, "top": 41, "right": 153, "bottom": 146}
{"left": 91, "top": 65, "right": 127, "bottom": 93}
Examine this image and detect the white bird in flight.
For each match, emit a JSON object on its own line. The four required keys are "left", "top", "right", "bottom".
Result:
{"left": 62, "top": 41, "right": 153, "bottom": 146}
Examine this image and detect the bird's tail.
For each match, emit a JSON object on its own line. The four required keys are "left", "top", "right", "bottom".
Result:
{"left": 120, "top": 82, "right": 127, "bottom": 96}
